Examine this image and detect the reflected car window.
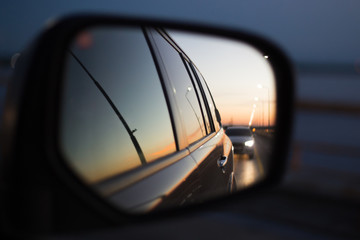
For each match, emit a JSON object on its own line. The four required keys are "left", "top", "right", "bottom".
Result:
{"left": 184, "top": 60, "right": 211, "bottom": 134}
{"left": 193, "top": 66, "right": 220, "bottom": 132}
{"left": 152, "top": 31, "right": 206, "bottom": 145}
{"left": 60, "top": 27, "right": 176, "bottom": 184}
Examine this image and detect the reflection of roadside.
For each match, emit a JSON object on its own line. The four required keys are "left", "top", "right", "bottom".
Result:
{"left": 253, "top": 128, "right": 275, "bottom": 138}
{"left": 253, "top": 132, "right": 277, "bottom": 177}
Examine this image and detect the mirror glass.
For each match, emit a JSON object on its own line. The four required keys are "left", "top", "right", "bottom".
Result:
{"left": 59, "top": 26, "right": 276, "bottom": 213}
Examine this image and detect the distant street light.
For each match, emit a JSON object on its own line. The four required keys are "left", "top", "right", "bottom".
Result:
{"left": 254, "top": 96, "right": 261, "bottom": 126}
{"left": 257, "top": 84, "right": 270, "bottom": 128}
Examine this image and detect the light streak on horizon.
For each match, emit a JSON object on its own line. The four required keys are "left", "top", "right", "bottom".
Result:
{"left": 248, "top": 108, "right": 256, "bottom": 126}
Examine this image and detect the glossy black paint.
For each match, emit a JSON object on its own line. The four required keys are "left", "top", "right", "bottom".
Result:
{"left": 189, "top": 130, "right": 234, "bottom": 199}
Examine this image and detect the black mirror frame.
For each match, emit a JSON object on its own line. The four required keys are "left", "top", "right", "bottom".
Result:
{"left": 0, "top": 14, "right": 294, "bottom": 234}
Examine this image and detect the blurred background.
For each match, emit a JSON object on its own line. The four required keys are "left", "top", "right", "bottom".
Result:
{"left": 2, "top": 0, "right": 359, "bottom": 199}
{"left": 1, "top": 0, "right": 360, "bottom": 238}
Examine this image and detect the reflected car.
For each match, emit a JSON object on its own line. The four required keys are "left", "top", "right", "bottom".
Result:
{"left": 226, "top": 126, "right": 255, "bottom": 158}
{"left": 57, "top": 27, "right": 236, "bottom": 212}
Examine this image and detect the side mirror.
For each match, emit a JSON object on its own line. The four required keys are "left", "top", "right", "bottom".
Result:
{"left": 1, "top": 15, "right": 294, "bottom": 234}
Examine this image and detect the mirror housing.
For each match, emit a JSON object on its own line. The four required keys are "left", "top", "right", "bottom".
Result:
{"left": 0, "top": 14, "right": 294, "bottom": 234}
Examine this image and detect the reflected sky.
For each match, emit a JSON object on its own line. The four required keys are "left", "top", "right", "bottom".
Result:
{"left": 170, "top": 31, "right": 276, "bottom": 127}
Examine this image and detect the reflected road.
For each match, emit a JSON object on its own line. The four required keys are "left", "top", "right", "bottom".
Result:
{"left": 233, "top": 133, "right": 273, "bottom": 189}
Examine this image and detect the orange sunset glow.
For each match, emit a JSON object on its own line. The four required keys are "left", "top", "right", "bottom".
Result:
{"left": 170, "top": 31, "right": 276, "bottom": 127}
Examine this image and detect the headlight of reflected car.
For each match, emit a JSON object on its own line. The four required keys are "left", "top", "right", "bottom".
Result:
{"left": 245, "top": 140, "right": 254, "bottom": 147}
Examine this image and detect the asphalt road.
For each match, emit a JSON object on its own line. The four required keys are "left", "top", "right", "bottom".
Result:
{"left": 233, "top": 133, "right": 273, "bottom": 190}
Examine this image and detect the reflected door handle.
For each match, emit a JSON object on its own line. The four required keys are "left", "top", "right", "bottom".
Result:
{"left": 217, "top": 155, "right": 228, "bottom": 168}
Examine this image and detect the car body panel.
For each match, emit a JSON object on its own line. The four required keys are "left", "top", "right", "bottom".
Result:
{"left": 189, "top": 129, "right": 234, "bottom": 198}
{"left": 106, "top": 151, "right": 198, "bottom": 212}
